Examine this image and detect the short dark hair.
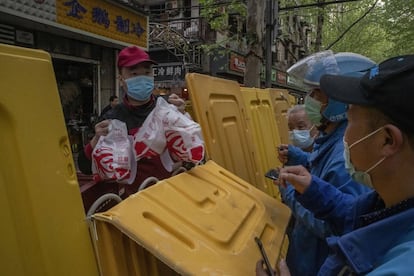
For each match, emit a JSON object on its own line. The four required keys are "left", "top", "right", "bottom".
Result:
{"left": 109, "top": 95, "right": 118, "bottom": 102}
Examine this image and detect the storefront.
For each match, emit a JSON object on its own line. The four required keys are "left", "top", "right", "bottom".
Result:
{"left": 0, "top": 0, "right": 149, "bottom": 155}
{"left": 210, "top": 50, "right": 245, "bottom": 84}
{"left": 153, "top": 62, "right": 187, "bottom": 98}
{"left": 260, "top": 66, "right": 306, "bottom": 99}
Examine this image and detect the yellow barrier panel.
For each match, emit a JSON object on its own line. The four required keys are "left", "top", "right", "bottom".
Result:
{"left": 184, "top": 99, "right": 196, "bottom": 122}
{"left": 0, "top": 44, "right": 98, "bottom": 275}
{"left": 186, "top": 73, "right": 260, "bottom": 187}
{"left": 92, "top": 160, "right": 291, "bottom": 275}
{"left": 240, "top": 87, "right": 283, "bottom": 198}
{"left": 288, "top": 94, "right": 298, "bottom": 106}
{"left": 267, "top": 88, "right": 292, "bottom": 144}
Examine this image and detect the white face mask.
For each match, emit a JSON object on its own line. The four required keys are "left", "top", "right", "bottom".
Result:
{"left": 289, "top": 127, "right": 315, "bottom": 149}
{"left": 343, "top": 127, "right": 386, "bottom": 188}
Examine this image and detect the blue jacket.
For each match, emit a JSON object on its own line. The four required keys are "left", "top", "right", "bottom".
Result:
{"left": 298, "top": 176, "right": 414, "bottom": 275}
{"left": 280, "top": 121, "right": 371, "bottom": 276}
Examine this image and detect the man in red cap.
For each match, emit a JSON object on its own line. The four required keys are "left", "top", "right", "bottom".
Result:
{"left": 81, "top": 45, "right": 188, "bottom": 196}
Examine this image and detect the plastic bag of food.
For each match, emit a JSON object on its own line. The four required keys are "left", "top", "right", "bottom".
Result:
{"left": 158, "top": 97, "right": 204, "bottom": 163}
{"left": 92, "top": 119, "right": 136, "bottom": 184}
{"left": 133, "top": 100, "right": 167, "bottom": 159}
{"left": 163, "top": 108, "right": 204, "bottom": 164}
{"left": 134, "top": 97, "right": 205, "bottom": 164}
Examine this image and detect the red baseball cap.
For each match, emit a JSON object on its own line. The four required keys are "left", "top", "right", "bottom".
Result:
{"left": 117, "top": 46, "right": 157, "bottom": 68}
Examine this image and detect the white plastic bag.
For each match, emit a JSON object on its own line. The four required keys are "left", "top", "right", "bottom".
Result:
{"left": 162, "top": 104, "right": 205, "bottom": 163}
{"left": 134, "top": 97, "right": 205, "bottom": 164}
{"left": 92, "top": 119, "right": 136, "bottom": 184}
{"left": 133, "top": 100, "right": 167, "bottom": 160}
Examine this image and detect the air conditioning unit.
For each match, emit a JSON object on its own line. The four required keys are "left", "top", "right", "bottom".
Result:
{"left": 166, "top": 0, "right": 178, "bottom": 10}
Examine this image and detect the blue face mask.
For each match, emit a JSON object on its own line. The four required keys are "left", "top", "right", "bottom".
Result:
{"left": 124, "top": 75, "right": 154, "bottom": 101}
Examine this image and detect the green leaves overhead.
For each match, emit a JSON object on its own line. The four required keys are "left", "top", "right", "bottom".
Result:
{"left": 199, "top": 0, "right": 246, "bottom": 33}
{"left": 198, "top": 0, "right": 413, "bottom": 64}
{"left": 286, "top": 0, "right": 414, "bottom": 62}
{"left": 199, "top": 0, "right": 248, "bottom": 56}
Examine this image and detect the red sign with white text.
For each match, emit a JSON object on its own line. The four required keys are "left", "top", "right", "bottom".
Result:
{"left": 229, "top": 53, "right": 246, "bottom": 74}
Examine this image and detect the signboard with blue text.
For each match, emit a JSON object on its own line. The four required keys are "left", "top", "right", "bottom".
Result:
{"left": 56, "top": 0, "right": 148, "bottom": 48}
{"left": 153, "top": 63, "right": 185, "bottom": 82}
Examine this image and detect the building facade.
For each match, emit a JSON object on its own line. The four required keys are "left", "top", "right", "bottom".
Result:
{"left": 143, "top": 0, "right": 311, "bottom": 92}
{"left": 0, "top": 0, "right": 149, "bottom": 151}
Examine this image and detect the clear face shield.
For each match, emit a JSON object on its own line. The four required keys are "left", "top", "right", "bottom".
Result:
{"left": 288, "top": 50, "right": 346, "bottom": 126}
{"left": 287, "top": 50, "right": 340, "bottom": 92}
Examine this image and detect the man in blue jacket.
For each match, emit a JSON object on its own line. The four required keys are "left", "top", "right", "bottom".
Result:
{"left": 275, "top": 55, "right": 414, "bottom": 275}
{"left": 277, "top": 51, "right": 375, "bottom": 276}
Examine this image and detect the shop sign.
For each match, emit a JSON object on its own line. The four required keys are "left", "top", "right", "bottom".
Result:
{"left": 16, "top": 30, "right": 35, "bottom": 45}
{"left": 56, "top": 0, "right": 148, "bottom": 48}
{"left": 260, "top": 67, "right": 288, "bottom": 85}
{"left": 229, "top": 52, "right": 246, "bottom": 74}
{"left": 271, "top": 69, "right": 277, "bottom": 82}
{"left": 276, "top": 70, "right": 287, "bottom": 85}
{"left": 153, "top": 63, "right": 185, "bottom": 82}
{"left": 260, "top": 67, "right": 277, "bottom": 81}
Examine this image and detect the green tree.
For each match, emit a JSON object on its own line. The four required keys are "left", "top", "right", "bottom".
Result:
{"left": 321, "top": 0, "right": 389, "bottom": 61}
{"left": 198, "top": 0, "right": 414, "bottom": 83}
{"left": 379, "top": 0, "right": 414, "bottom": 57}
{"left": 198, "top": 0, "right": 247, "bottom": 55}
{"left": 318, "top": 0, "right": 413, "bottom": 62}
{"left": 199, "top": 0, "right": 266, "bottom": 87}
{"left": 279, "top": 0, "right": 413, "bottom": 62}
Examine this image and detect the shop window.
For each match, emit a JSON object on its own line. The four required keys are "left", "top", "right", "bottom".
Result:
{"left": 53, "top": 59, "right": 96, "bottom": 155}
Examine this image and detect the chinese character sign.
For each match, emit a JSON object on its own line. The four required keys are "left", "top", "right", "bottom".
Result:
{"left": 153, "top": 63, "right": 185, "bottom": 82}
{"left": 56, "top": 0, "right": 147, "bottom": 48}
{"left": 229, "top": 52, "right": 246, "bottom": 74}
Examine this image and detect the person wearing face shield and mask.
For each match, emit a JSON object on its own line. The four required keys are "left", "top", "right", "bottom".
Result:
{"left": 80, "top": 46, "right": 189, "bottom": 196}
{"left": 270, "top": 55, "right": 414, "bottom": 276}
{"left": 271, "top": 51, "right": 375, "bottom": 276}
{"left": 287, "top": 104, "right": 318, "bottom": 152}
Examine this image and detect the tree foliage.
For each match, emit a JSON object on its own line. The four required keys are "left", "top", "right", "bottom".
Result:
{"left": 321, "top": 0, "right": 387, "bottom": 62}
{"left": 198, "top": 0, "right": 414, "bottom": 81}
{"left": 379, "top": 0, "right": 414, "bottom": 57}
{"left": 286, "top": 0, "right": 414, "bottom": 62}
{"left": 198, "top": 0, "right": 247, "bottom": 54}
{"left": 199, "top": 0, "right": 265, "bottom": 87}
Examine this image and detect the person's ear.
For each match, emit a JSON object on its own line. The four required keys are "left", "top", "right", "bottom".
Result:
{"left": 381, "top": 124, "right": 404, "bottom": 156}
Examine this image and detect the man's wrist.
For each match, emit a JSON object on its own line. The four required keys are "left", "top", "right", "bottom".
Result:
{"left": 90, "top": 135, "right": 99, "bottom": 149}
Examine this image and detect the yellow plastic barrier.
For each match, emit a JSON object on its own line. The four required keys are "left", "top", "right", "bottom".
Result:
{"left": 267, "top": 88, "right": 292, "bottom": 144}
{"left": 0, "top": 43, "right": 98, "bottom": 275}
{"left": 288, "top": 93, "right": 298, "bottom": 106}
{"left": 92, "top": 160, "right": 291, "bottom": 275}
{"left": 240, "top": 87, "right": 283, "bottom": 198}
{"left": 186, "top": 73, "right": 260, "bottom": 187}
